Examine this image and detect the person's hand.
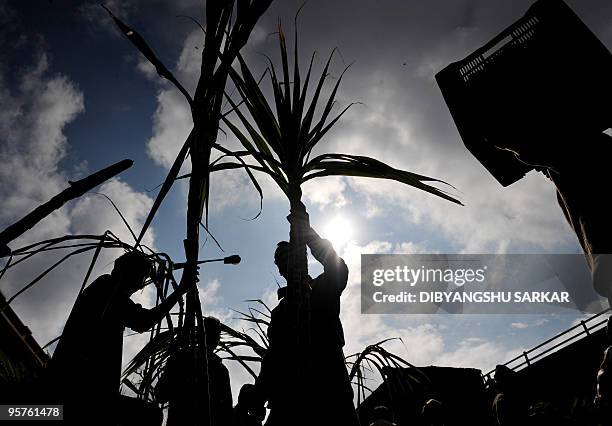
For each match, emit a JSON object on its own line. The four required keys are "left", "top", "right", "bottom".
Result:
{"left": 287, "top": 201, "right": 309, "bottom": 226}
{"left": 178, "top": 265, "right": 199, "bottom": 293}
{"left": 240, "top": 384, "right": 266, "bottom": 421}
{"left": 290, "top": 200, "right": 307, "bottom": 215}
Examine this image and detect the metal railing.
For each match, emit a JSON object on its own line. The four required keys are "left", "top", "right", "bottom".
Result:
{"left": 483, "top": 308, "right": 611, "bottom": 381}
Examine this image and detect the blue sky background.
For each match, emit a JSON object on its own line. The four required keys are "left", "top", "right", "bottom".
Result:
{"left": 1, "top": 0, "right": 611, "bottom": 400}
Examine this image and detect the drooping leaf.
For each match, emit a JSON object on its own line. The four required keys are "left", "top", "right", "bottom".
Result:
{"left": 102, "top": 5, "right": 193, "bottom": 104}
{"left": 304, "top": 153, "right": 462, "bottom": 205}
{"left": 136, "top": 130, "right": 193, "bottom": 244}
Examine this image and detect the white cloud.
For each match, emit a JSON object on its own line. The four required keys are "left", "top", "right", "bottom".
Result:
{"left": 147, "top": 88, "right": 192, "bottom": 170}
{"left": 0, "top": 52, "right": 158, "bottom": 371}
{"left": 302, "top": 177, "right": 348, "bottom": 209}
{"left": 315, "top": 77, "right": 577, "bottom": 253}
{"left": 199, "top": 278, "right": 222, "bottom": 306}
{"left": 434, "top": 338, "right": 524, "bottom": 373}
{"left": 144, "top": 29, "right": 204, "bottom": 170}
{"left": 332, "top": 240, "right": 526, "bottom": 395}
{"left": 511, "top": 322, "right": 529, "bottom": 329}
{"left": 70, "top": 179, "right": 155, "bottom": 247}
{"left": 122, "top": 4, "right": 590, "bottom": 408}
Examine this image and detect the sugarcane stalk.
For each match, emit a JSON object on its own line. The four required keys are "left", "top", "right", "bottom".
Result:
{"left": 0, "top": 159, "right": 133, "bottom": 257}
{"left": 286, "top": 180, "right": 312, "bottom": 411}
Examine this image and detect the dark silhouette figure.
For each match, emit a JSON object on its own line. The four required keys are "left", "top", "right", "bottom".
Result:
{"left": 595, "top": 347, "right": 612, "bottom": 410}
{"left": 369, "top": 405, "right": 398, "bottom": 426}
{"left": 46, "top": 251, "right": 188, "bottom": 425}
{"left": 492, "top": 365, "right": 527, "bottom": 426}
{"left": 157, "top": 317, "right": 233, "bottom": 426}
{"left": 436, "top": 0, "right": 612, "bottom": 304}
{"left": 544, "top": 132, "right": 612, "bottom": 304}
{"left": 233, "top": 384, "right": 265, "bottom": 426}
{"left": 495, "top": 130, "right": 612, "bottom": 304}
{"left": 252, "top": 204, "right": 358, "bottom": 426}
{"left": 422, "top": 398, "right": 445, "bottom": 426}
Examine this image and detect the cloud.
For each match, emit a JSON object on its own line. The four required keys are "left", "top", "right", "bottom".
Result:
{"left": 511, "top": 322, "right": 529, "bottom": 329}
{"left": 434, "top": 338, "right": 524, "bottom": 373}
{"left": 199, "top": 278, "right": 222, "bottom": 307}
{"left": 226, "top": 0, "right": 587, "bottom": 254}
{"left": 146, "top": 88, "right": 192, "bottom": 170}
{"left": 78, "top": 0, "right": 136, "bottom": 37}
{"left": 302, "top": 177, "right": 348, "bottom": 209}
{"left": 211, "top": 238, "right": 528, "bottom": 402}
{"left": 338, "top": 241, "right": 525, "bottom": 367}
{"left": 111, "top": 2, "right": 607, "bottom": 405}
{"left": 510, "top": 318, "right": 549, "bottom": 330}
{"left": 0, "top": 50, "right": 157, "bottom": 370}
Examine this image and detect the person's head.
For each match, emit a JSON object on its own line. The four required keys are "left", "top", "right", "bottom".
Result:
{"left": 422, "top": 398, "right": 443, "bottom": 425}
{"left": 601, "top": 346, "right": 612, "bottom": 370}
{"left": 238, "top": 383, "right": 266, "bottom": 420}
{"left": 204, "top": 316, "right": 221, "bottom": 352}
{"left": 274, "top": 241, "right": 291, "bottom": 279}
{"left": 112, "top": 251, "right": 153, "bottom": 294}
{"left": 238, "top": 383, "right": 256, "bottom": 405}
{"left": 494, "top": 364, "right": 516, "bottom": 392}
{"left": 371, "top": 405, "right": 393, "bottom": 423}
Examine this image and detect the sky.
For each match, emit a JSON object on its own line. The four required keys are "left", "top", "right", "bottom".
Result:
{"left": 1, "top": 0, "right": 612, "bottom": 402}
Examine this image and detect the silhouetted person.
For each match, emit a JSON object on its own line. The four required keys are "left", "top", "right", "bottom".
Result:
{"left": 233, "top": 384, "right": 265, "bottom": 426}
{"left": 502, "top": 130, "right": 612, "bottom": 304}
{"left": 369, "top": 405, "right": 398, "bottom": 426}
{"left": 422, "top": 398, "right": 445, "bottom": 426}
{"left": 492, "top": 365, "right": 526, "bottom": 426}
{"left": 157, "top": 317, "right": 233, "bottom": 426}
{"left": 253, "top": 202, "right": 359, "bottom": 426}
{"left": 596, "top": 347, "right": 612, "bottom": 411}
{"left": 47, "top": 251, "right": 189, "bottom": 425}
{"left": 505, "top": 131, "right": 612, "bottom": 423}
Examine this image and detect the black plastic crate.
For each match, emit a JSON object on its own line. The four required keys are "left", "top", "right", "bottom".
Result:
{"left": 436, "top": 0, "right": 612, "bottom": 186}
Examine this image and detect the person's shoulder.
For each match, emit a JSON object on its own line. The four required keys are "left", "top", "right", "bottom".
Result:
{"left": 89, "top": 274, "right": 114, "bottom": 287}
{"left": 211, "top": 354, "right": 230, "bottom": 375}
{"left": 80, "top": 274, "right": 114, "bottom": 296}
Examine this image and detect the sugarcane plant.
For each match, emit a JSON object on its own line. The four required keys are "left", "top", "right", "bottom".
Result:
{"left": 220, "top": 20, "right": 461, "bottom": 405}
{"left": 103, "top": 1, "right": 273, "bottom": 424}
{"left": 346, "top": 339, "right": 431, "bottom": 409}
{"left": 123, "top": 297, "right": 430, "bottom": 418}
{"left": 121, "top": 300, "right": 271, "bottom": 404}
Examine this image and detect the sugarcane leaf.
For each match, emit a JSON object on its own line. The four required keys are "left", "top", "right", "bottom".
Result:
{"left": 304, "top": 153, "right": 462, "bottom": 205}
{"left": 303, "top": 64, "right": 352, "bottom": 158}
{"left": 217, "top": 346, "right": 258, "bottom": 379}
{"left": 300, "top": 49, "right": 336, "bottom": 138}
{"left": 234, "top": 56, "right": 283, "bottom": 152}
{"left": 244, "top": 299, "right": 273, "bottom": 314}
{"left": 137, "top": 130, "right": 193, "bottom": 244}
{"left": 2, "top": 246, "right": 97, "bottom": 308}
{"left": 123, "top": 329, "right": 176, "bottom": 379}
{"left": 278, "top": 24, "right": 291, "bottom": 111}
{"left": 220, "top": 98, "right": 282, "bottom": 173}
{"left": 210, "top": 143, "right": 266, "bottom": 219}
{"left": 90, "top": 193, "right": 138, "bottom": 244}
{"left": 102, "top": 5, "right": 193, "bottom": 105}
{"left": 222, "top": 355, "right": 262, "bottom": 362}
{"left": 304, "top": 102, "right": 358, "bottom": 162}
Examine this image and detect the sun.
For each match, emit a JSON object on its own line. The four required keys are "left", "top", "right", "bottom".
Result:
{"left": 322, "top": 215, "right": 354, "bottom": 250}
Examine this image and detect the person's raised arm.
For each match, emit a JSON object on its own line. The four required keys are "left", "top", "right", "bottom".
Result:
{"left": 124, "top": 269, "right": 194, "bottom": 333}
{"left": 287, "top": 202, "right": 348, "bottom": 286}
